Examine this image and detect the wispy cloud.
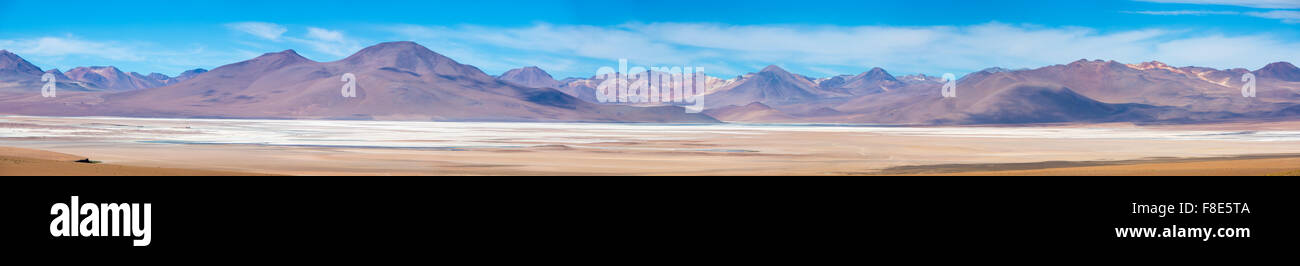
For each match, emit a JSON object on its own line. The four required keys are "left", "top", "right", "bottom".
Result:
{"left": 225, "top": 22, "right": 288, "bottom": 41}
{"left": 0, "top": 35, "right": 144, "bottom": 61}
{"left": 1245, "top": 10, "right": 1300, "bottom": 23}
{"left": 225, "top": 23, "right": 365, "bottom": 58}
{"left": 386, "top": 22, "right": 1299, "bottom": 77}
{"left": 0, "top": 35, "right": 247, "bottom": 75}
{"left": 286, "top": 27, "right": 364, "bottom": 57}
{"left": 12, "top": 21, "right": 1293, "bottom": 79}
{"left": 1136, "top": 0, "right": 1300, "bottom": 9}
{"left": 1125, "top": 10, "right": 1240, "bottom": 15}
{"left": 305, "top": 27, "right": 345, "bottom": 42}
{"left": 1127, "top": 9, "right": 1300, "bottom": 24}
{"left": 1132, "top": 0, "right": 1300, "bottom": 24}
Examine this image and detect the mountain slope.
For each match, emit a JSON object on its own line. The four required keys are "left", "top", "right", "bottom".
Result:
{"left": 87, "top": 41, "right": 716, "bottom": 122}
{"left": 0, "top": 50, "right": 43, "bottom": 76}
{"left": 962, "top": 84, "right": 1156, "bottom": 124}
{"left": 1255, "top": 62, "right": 1300, "bottom": 82}
{"left": 827, "top": 67, "right": 900, "bottom": 95}
{"left": 0, "top": 50, "right": 96, "bottom": 93}
{"left": 1, "top": 50, "right": 205, "bottom": 93}
{"left": 554, "top": 70, "right": 734, "bottom": 104}
{"left": 3, "top": 46, "right": 1297, "bottom": 125}
{"left": 64, "top": 66, "right": 165, "bottom": 91}
{"left": 703, "top": 102, "right": 799, "bottom": 122}
{"left": 498, "top": 66, "right": 560, "bottom": 89}
{"left": 706, "top": 65, "right": 841, "bottom": 108}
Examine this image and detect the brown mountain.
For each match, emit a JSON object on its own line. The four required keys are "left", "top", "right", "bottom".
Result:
{"left": 175, "top": 68, "right": 209, "bottom": 82}
{"left": 702, "top": 102, "right": 798, "bottom": 123}
{"left": 64, "top": 66, "right": 160, "bottom": 91}
{"left": 830, "top": 79, "right": 1182, "bottom": 125}
{"left": 35, "top": 41, "right": 715, "bottom": 122}
{"left": 960, "top": 84, "right": 1162, "bottom": 124}
{"left": 0, "top": 50, "right": 96, "bottom": 93}
{"left": 703, "top": 66, "right": 916, "bottom": 118}
{"left": 141, "top": 68, "right": 207, "bottom": 86}
{"left": 822, "top": 67, "right": 901, "bottom": 95}
{"left": 553, "top": 77, "right": 604, "bottom": 103}
{"left": 0, "top": 50, "right": 46, "bottom": 93}
{"left": 145, "top": 73, "right": 172, "bottom": 83}
{"left": 553, "top": 70, "right": 735, "bottom": 105}
{"left": 3, "top": 45, "right": 1297, "bottom": 125}
{"left": 0, "top": 50, "right": 43, "bottom": 76}
{"left": 46, "top": 65, "right": 204, "bottom": 92}
{"left": 498, "top": 66, "right": 560, "bottom": 89}
{"left": 825, "top": 60, "right": 1299, "bottom": 124}
{"left": 44, "top": 69, "right": 70, "bottom": 81}
{"left": 705, "top": 65, "right": 844, "bottom": 109}
{"left": 1255, "top": 62, "right": 1300, "bottom": 82}
{"left": 0, "top": 50, "right": 207, "bottom": 93}
{"left": 992, "top": 60, "right": 1296, "bottom": 114}
{"left": 101, "top": 49, "right": 316, "bottom": 109}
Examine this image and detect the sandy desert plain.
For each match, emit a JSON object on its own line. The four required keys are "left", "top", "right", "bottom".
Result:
{"left": 1, "top": 115, "right": 1299, "bottom": 176}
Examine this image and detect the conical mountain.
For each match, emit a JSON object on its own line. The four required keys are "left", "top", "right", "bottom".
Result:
{"left": 498, "top": 66, "right": 560, "bottom": 89}
{"left": 706, "top": 65, "right": 833, "bottom": 108}
{"left": 339, "top": 41, "right": 494, "bottom": 82}
{"left": 1255, "top": 62, "right": 1300, "bottom": 82}
{"left": 0, "top": 50, "right": 44, "bottom": 76}
{"left": 65, "top": 66, "right": 132, "bottom": 90}
{"left": 45, "top": 69, "right": 70, "bottom": 81}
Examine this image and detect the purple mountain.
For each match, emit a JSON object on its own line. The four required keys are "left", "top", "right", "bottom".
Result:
{"left": 14, "top": 41, "right": 715, "bottom": 122}
{"left": 498, "top": 66, "right": 560, "bottom": 89}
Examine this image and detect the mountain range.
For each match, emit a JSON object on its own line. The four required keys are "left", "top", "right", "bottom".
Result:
{"left": 3, "top": 42, "right": 1299, "bottom": 125}
{"left": 495, "top": 58, "right": 1300, "bottom": 124}
{"left": 1, "top": 50, "right": 206, "bottom": 93}
{"left": 0, "top": 43, "right": 715, "bottom": 122}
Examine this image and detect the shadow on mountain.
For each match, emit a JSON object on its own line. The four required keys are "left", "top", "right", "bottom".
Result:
{"left": 962, "top": 84, "right": 1161, "bottom": 124}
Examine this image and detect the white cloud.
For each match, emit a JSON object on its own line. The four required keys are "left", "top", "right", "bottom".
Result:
{"left": 0, "top": 36, "right": 143, "bottom": 61}
{"left": 1125, "top": 10, "right": 1240, "bottom": 15}
{"left": 0, "top": 36, "right": 252, "bottom": 76}
{"left": 1133, "top": 0, "right": 1300, "bottom": 24}
{"left": 1245, "top": 10, "right": 1300, "bottom": 23}
{"left": 305, "top": 27, "right": 345, "bottom": 42}
{"left": 223, "top": 23, "right": 364, "bottom": 58}
{"left": 1152, "top": 34, "right": 1297, "bottom": 68}
{"left": 1137, "top": 0, "right": 1300, "bottom": 9}
{"left": 225, "top": 22, "right": 288, "bottom": 41}
{"left": 1127, "top": 9, "right": 1300, "bottom": 24}
{"left": 386, "top": 22, "right": 1300, "bottom": 77}
{"left": 287, "top": 27, "right": 363, "bottom": 57}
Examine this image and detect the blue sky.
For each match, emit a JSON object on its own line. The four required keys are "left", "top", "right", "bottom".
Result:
{"left": 1, "top": 0, "right": 1298, "bottom": 79}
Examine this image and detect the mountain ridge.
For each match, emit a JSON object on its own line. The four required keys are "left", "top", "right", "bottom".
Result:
{"left": 1, "top": 45, "right": 1297, "bottom": 125}
{"left": 13, "top": 41, "right": 717, "bottom": 123}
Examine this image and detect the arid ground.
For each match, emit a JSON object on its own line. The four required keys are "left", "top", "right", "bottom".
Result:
{"left": 2, "top": 116, "right": 1298, "bottom": 176}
